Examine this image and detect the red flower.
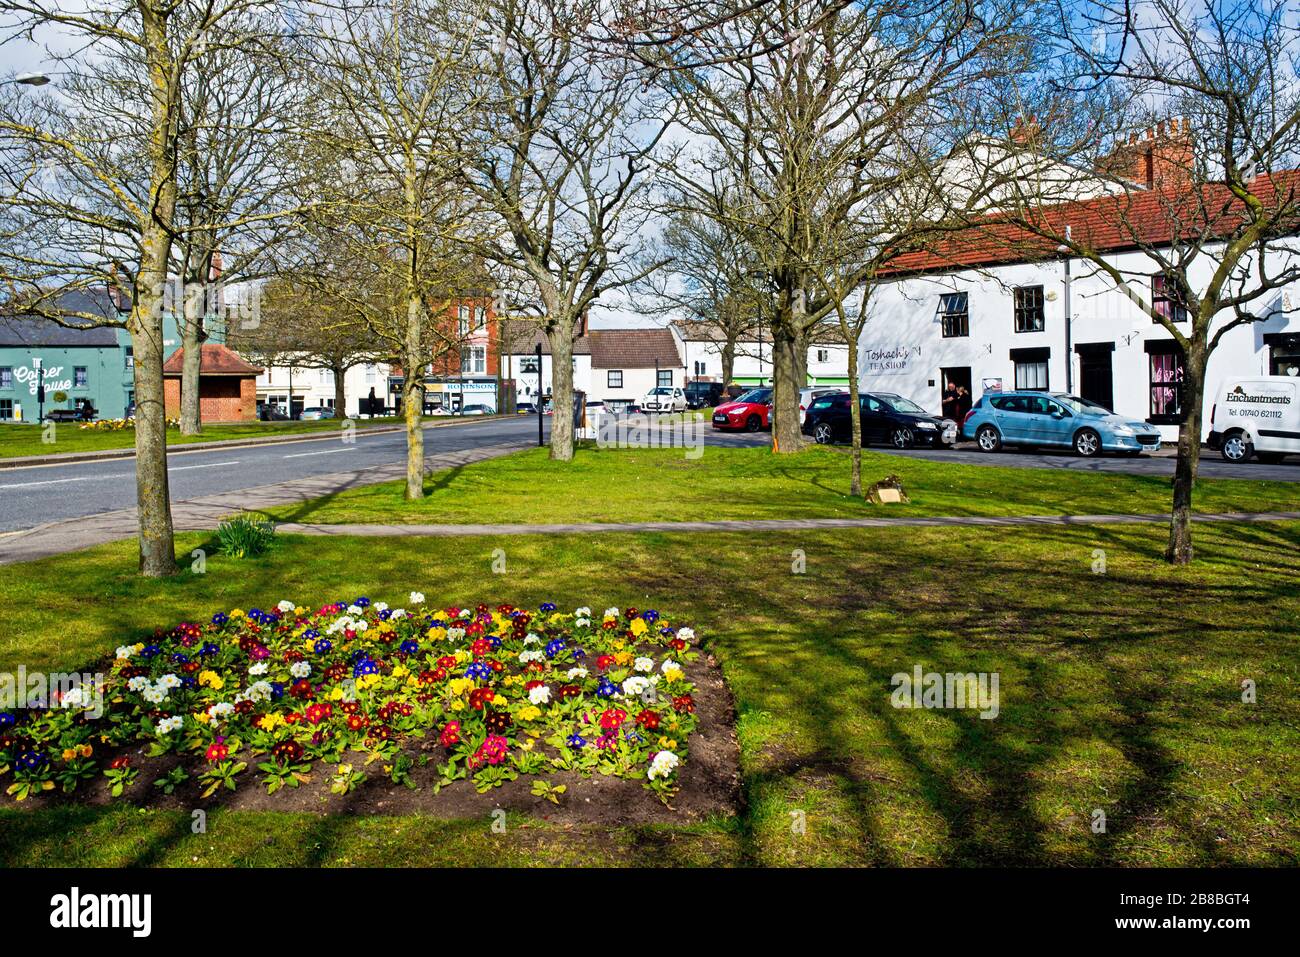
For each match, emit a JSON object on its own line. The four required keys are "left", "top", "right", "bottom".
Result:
{"left": 205, "top": 740, "right": 229, "bottom": 762}
{"left": 525, "top": 679, "right": 544, "bottom": 691}
{"left": 559, "top": 684, "right": 582, "bottom": 699}
{"left": 635, "top": 709, "right": 661, "bottom": 730}
{"left": 290, "top": 679, "right": 314, "bottom": 700}
{"left": 272, "top": 740, "right": 303, "bottom": 763}
{"left": 599, "top": 708, "right": 627, "bottom": 731}
{"left": 471, "top": 638, "right": 491, "bottom": 657}
{"left": 469, "top": 687, "right": 495, "bottom": 710}
{"left": 341, "top": 700, "right": 360, "bottom": 715}
{"left": 438, "top": 656, "right": 457, "bottom": 669}
{"left": 596, "top": 655, "right": 616, "bottom": 670}
{"left": 670, "top": 638, "right": 688, "bottom": 652}
{"left": 346, "top": 714, "right": 369, "bottom": 731}
{"left": 672, "top": 694, "right": 695, "bottom": 714}
{"left": 440, "top": 721, "right": 461, "bottom": 748}
{"left": 109, "top": 755, "right": 131, "bottom": 770}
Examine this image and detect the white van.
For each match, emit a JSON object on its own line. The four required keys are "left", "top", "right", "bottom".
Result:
{"left": 1207, "top": 376, "right": 1299, "bottom": 462}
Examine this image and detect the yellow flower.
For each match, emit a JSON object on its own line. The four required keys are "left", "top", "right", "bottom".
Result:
{"left": 78, "top": 744, "right": 93, "bottom": 758}
{"left": 614, "top": 651, "right": 634, "bottom": 666}
{"left": 450, "top": 700, "right": 465, "bottom": 712}
{"left": 630, "top": 618, "right": 648, "bottom": 637}
{"left": 427, "top": 626, "right": 447, "bottom": 641}
{"left": 229, "top": 609, "right": 245, "bottom": 619}
{"left": 61, "top": 748, "right": 77, "bottom": 762}
{"left": 198, "top": 670, "right": 223, "bottom": 691}
{"left": 391, "top": 664, "right": 409, "bottom": 680}
{"left": 662, "top": 663, "right": 684, "bottom": 683}
{"left": 194, "top": 712, "right": 211, "bottom": 725}
{"left": 257, "top": 713, "right": 284, "bottom": 732}
{"left": 328, "top": 686, "right": 346, "bottom": 701}
{"left": 492, "top": 693, "right": 507, "bottom": 707}
{"left": 448, "top": 677, "right": 474, "bottom": 696}
{"left": 357, "top": 674, "right": 380, "bottom": 690}
{"left": 516, "top": 705, "right": 541, "bottom": 722}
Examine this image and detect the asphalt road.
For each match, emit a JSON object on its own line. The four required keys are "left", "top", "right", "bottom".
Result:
{"left": 0, "top": 415, "right": 1294, "bottom": 535}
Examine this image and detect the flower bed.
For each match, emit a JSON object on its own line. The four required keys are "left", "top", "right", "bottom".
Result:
{"left": 1, "top": 598, "right": 702, "bottom": 806}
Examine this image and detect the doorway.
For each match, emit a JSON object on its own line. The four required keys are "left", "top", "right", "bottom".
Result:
{"left": 939, "top": 366, "right": 972, "bottom": 423}
{"left": 1076, "top": 343, "right": 1115, "bottom": 411}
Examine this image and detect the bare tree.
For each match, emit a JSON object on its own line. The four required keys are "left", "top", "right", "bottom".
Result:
{"left": 288, "top": 0, "right": 487, "bottom": 498}
{"left": 661, "top": 0, "right": 1028, "bottom": 452}
{"left": 0, "top": 0, "right": 276, "bottom": 576}
{"left": 958, "top": 0, "right": 1300, "bottom": 563}
{"left": 463, "top": 0, "right": 671, "bottom": 461}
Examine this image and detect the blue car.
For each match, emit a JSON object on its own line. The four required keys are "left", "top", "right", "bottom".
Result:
{"left": 962, "top": 391, "right": 1162, "bottom": 457}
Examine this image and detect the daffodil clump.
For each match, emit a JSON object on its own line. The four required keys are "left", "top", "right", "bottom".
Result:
{"left": 0, "top": 598, "right": 702, "bottom": 804}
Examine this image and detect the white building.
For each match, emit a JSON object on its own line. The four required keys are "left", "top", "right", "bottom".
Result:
{"left": 502, "top": 323, "right": 686, "bottom": 411}
{"left": 673, "top": 320, "right": 850, "bottom": 388}
{"left": 254, "top": 360, "right": 392, "bottom": 418}
{"left": 863, "top": 186, "right": 1300, "bottom": 440}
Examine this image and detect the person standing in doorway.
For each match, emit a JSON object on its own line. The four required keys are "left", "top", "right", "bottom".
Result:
{"left": 942, "top": 380, "right": 960, "bottom": 421}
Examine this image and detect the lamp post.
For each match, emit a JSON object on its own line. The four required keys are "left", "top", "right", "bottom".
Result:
{"left": 33, "top": 355, "right": 45, "bottom": 423}
{"left": 535, "top": 342, "right": 543, "bottom": 447}
{"left": 11, "top": 73, "right": 51, "bottom": 87}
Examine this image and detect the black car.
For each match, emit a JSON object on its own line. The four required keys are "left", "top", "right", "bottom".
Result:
{"left": 801, "top": 391, "right": 957, "bottom": 449}
{"left": 684, "top": 380, "right": 727, "bottom": 409}
{"left": 258, "top": 404, "right": 291, "bottom": 421}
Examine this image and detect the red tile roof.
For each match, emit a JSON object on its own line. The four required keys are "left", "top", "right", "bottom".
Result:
{"left": 162, "top": 343, "right": 263, "bottom": 376}
{"left": 588, "top": 328, "right": 683, "bottom": 369}
{"left": 882, "top": 171, "right": 1300, "bottom": 277}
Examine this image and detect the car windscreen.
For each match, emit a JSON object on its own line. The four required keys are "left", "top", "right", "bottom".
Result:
{"left": 736, "top": 389, "right": 771, "bottom": 403}
{"left": 1056, "top": 395, "right": 1112, "bottom": 415}
{"left": 881, "top": 395, "right": 928, "bottom": 415}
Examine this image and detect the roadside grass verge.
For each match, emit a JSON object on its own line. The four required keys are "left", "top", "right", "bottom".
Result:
{"left": 0, "top": 416, "right": 410, "bottom": 459}
{"left": 2, "top": 520, "right": 1296, "bottom": 866}
{"left": 259, "top": 443, "right": 1300, "bottom": 526}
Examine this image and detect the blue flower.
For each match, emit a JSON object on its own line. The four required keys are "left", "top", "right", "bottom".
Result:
{"left": 181, "top": 676, "right": 199, "bottom": 691}
{"left": 271, "top": 682, "right": 286, "bottom": 700}
{"left": 545, "top": 639, "right": 565, "bottom": 659}
{"left": 465, "top": 661, "right": 492, "bottom": 681}
{"left": 0, "top": 712, "right": 15, "bottom": 729}
{"left": 486, "top": 635, "right": 502, "bottom": 651}
{"left": 430, "top": 619, "right": 446, "bottom": 629}
{"left": 210, "top": 612, "right": 229, "bottom": 627}
{"left": 353, "top": 597, "right": 371, "bottom": 608}
{"left": 573, "top": 648, "right": 587, "bottom": 660}
{"left": 141, "top": 644, "right": 162, "bottom": 659}
{"left": 353, "top": 659, "right": 380, "bottom": 678}
{"left": 171, "top": 653, "right": 190, "bottom": 664}
{"left": 624, "top": 729, "right": 644, "bottom": 744}
{"left": 540, "top": 602, "right": 556, "bottom": 612}
{"left": 200, "top": 642, "right": 220, "bottom": 657}
{"left": 313, "top": 638, "right": 333, "bottom": 655}
{"left": 399, "top": 639, "right": 420, "bottom": 655}
{"left": 378, "top": 609, "right": 392, "bottom": 621}
{"left": 302, "top": 629, "right": 320, "bottom": 641}
{"left": 596, "top": 677, "right": 617, "bottom": 698}
{"left": 566, "top": 733, "right": 587, "bottom": 749}
{"left": 16, "top": 749, "right": 47, "bottom": 772}
{"left": 642, "top": 610, "right": 659, "bottom": 623}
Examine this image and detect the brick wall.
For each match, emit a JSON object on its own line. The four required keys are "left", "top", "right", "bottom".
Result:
{"left": 163, "top": 375, "right": 258, "bottom": 422}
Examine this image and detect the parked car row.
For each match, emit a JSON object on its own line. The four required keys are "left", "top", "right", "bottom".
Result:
{"left": 962, "top": 392, "right": 1162, "bottom": 457}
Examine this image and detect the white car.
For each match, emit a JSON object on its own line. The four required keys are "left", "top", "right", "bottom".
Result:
{"left": 640, "top": 386, "right": 686, "bottom": 412}
{"left": 1208, "top": 375, "right": 1298, "bottom": 463}
{"left": 799, "top": 387, "right": 844, "bottom": 426}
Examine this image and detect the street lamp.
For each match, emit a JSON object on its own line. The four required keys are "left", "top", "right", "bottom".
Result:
{"left": 11, "top": 73, "right": 51, "bottom": 87}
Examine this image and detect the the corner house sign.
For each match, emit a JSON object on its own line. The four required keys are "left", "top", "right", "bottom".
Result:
{"left": 13, "top": 362, "right": 71, "bottom": 395}
{"left": 864, "top": 345, "right": 919, "bottom": 376}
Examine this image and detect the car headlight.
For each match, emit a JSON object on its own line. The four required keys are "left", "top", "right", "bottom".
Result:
{"left": 915, "top": 421, "right": 937, "bottom": 429}
{"left": 1113, "top": 425, "right": 1135, "bottom": 436}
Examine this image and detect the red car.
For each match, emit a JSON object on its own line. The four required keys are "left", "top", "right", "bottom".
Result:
{"left": 711, "top": 387, "right": 772, "bottom": 432}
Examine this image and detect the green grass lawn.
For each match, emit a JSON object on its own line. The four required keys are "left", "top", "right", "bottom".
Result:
{"left": 2, "top": 520, "right": 1297, "bottom": 866}
{"left": 261, "top": 443, "right": 1300, "bottom": 526}
{"left": 0, "top": 416, "right": 411, "bottom": 459}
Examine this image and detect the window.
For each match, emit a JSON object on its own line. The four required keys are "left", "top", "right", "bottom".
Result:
{"left": 461, "top": 346, "right": 486, "bottom": 374}
{"left": 457, "top": 305, "right": 470, "bottom": 336}
{"left": 1010, "top": 347, "right": 1050, "bottom": 391}
{"left": 124, "top": 348, "right": 133, "bottom": 370}
{"left": 657, "top": 369, "right": 673, "bottom": 387}
{"left": 1152, "top": 274, "right": 1188, "bottom": 324}
{"left": 474, "top": 306, "right": 486, "bottom": 330}
{"left": 607, "top": 370, "right": 623, "bottom": 389}
{"left": 816, "top": 349, "right": 830, "bottom": 363}
{"left": 0, "top": 399, "right": 12, "bottom": 419}
{"left": 1013, "top": 285, "right": 1045, "bottom": 333}
{"left": 938, "top": 292, "right": 969, "bottom": 338}
{"left": 0, "top": 367, "right": 11, "bottom": 389}
{"left": 74, "top": 367, "right": 87, "bottom": 387}
{"left": 366, "top": 365, "right": 376, "bottom": 384}
{"left": 1147, "top": 341, "right": 1186, "bottom": 424}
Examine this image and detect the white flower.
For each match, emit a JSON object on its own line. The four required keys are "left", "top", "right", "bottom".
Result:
{"left": 634, "top": 657, "right": 654, "bottom": 673}
{"left": 575, "top": 618, "right": 591, "bottom": 629}
{"left": 61, "top": 686, "right": 87, "bottom": 709}
{"left": 518, "top": 649, "right": 544, "bottom": 664}
{"left": 142, "top": 685, "right": 169, "bottom": 705}
{"left": 622, "top": 676, "right": 650, "bottom": 697}
{"left": 277, "top": 599, "right": 296, "bottom": 613}
{"left": 523, "top": 632, "right": 541, "bottom": 645}
{"left": 661, "top": 661, "right": 684, "bottom": 681}
{"left": 156, "top": 716, "right": 184, "bottom": 736}
{"left": 566, "top": 667, "right": 588, "bottom": 680}
{"left": 207, "top": 702, "right": 235, "bottom": 722}
{"left": 127, "top": 676, "right": 150, "bottom": 693}
{"left": 410, "top": 591, "right": 426, "bottom": 605}
{"left": 575, "top": 606, "right": 591, "bottom": 617}
{"left": 157, "top": 673, "right": 182, "bottom": 689}
{"left": 115, "top": 646, "right": 135, "bottom": 660}
{"left": 375, "top": 602, "right": 389, "bottom": 612}
{"left": 677, "top": 627, "right": 695, "bottom": 642}
{"left": 647, "top": 750, "right": 680, "bottom": 780}
{"left": 244, "top": 681, "right": 273, "bottom": 703}
{"left": 248, "top": 662, "right": 269, "bottom": 676}
{"left": 528, "top": 685, "right": 551, "bottom": 705}
{"left": 347, "top": 604, "right": 363, "bottom": 615}
{"left": 353, "top": 619, "right": 369, "bottom": 633}
{"left": 390, "top": 609, "right": 407, "bottom": 619}
{"left": 290, "top": 661, "right": 312, "bottom": 679}
{"left": 603, "top": 607, "right": 619, "bottom": 619}
{"left": 447, "top": 627, "right": 466, "bottom": 642}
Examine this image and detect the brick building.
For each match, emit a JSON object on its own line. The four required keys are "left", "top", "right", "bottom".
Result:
{"left": 162, "top": 344, "right": 262, "bottom": 422}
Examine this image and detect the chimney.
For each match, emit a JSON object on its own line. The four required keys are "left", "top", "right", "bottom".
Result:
{"left": 1102, "top": 118, "right": 1193, "bottom": 191}
{"left": 1010, "top": 115, "right": 1041, "bottom": 147}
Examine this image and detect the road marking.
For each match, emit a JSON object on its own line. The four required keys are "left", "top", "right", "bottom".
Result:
{"left": 0, "top": 473, "right": 133, "bottom": 489}
{"left": 170, "top": 460, "right": 240, "bottom": 471}
{"left": 283, "top": 447, "right": 357, "bottom": 459}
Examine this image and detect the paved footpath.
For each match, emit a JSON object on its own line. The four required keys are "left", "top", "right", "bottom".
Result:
{"left": 274, "top": 511, "right": 1300, "bottom": 538}
{"left": 0, "top": 441, "right": 530, "bottom": 565}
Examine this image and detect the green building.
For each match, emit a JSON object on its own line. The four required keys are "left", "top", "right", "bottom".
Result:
{"left": 0, "top": 290, "right": 189, "bottom": 422}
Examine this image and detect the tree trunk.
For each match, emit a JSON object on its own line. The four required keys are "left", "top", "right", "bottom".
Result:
{"left": 333, "top": 362, "right": 347, "bottom": 419}
{"left": 547, "top": 322, "right": 575, "bottom": 461}
{"left": 721, "top": 338, "right": 736, "bottom": 386}
{"left": 179, "top": 281, "right": 204, "bottom": 435}
{"left": 847, "top": 334, "right": 862, "bottom": 496}
{"left": 1166, "top": 340, "right": 1206, "bottom": 565}
{"left": 403, "top": 295, "right": 425, "bottom": 500}
{"left": 769, "top": 325, "right": 803, "bottom": 453}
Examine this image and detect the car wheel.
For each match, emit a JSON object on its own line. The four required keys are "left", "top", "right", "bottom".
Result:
{"left": 975, "top": 424, "right": 1001, "bottom": 452}
{"left": 745, "top": 414, "right": 761, "bottom": 432}
{"left": 813, "top": 422, "right": 833, "bottom": 444}
{"left": 890, "top": 427, "right": 914, "bottom": 449}
{"left": 1221, "top": 431, "right": 1253, "bottom": 463}
{"left": 1073, "top": 428, "right": 1101, "bottom": 457}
